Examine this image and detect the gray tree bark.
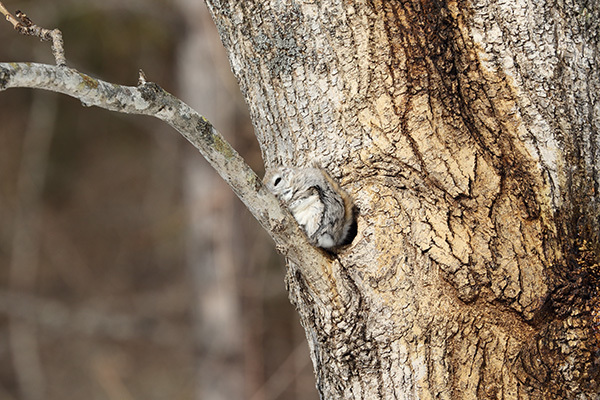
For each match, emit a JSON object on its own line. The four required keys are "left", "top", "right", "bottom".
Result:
{"left": 205, "top": 0, "right": 600, "bottom": 398}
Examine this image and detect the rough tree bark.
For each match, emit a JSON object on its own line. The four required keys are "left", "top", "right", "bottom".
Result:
{"left": 1, "top": 0, "right": 599, "bottom": 398}
{"left": 205, "top": 0, "right": 600, "bottom": 399}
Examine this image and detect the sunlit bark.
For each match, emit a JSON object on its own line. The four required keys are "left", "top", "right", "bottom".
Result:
{"left": 206, "top": 1, "right": 600, "bottom": 398}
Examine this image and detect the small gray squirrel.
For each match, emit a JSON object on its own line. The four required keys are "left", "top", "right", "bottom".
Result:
{"left": 263, "top": 166, "right": 356, "bottom": 250}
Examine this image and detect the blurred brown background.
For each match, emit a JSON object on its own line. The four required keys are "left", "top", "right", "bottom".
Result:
{"left": 0, "top": 1, "right": 317, "bottom": 399}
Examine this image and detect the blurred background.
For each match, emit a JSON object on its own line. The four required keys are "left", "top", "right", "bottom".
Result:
{"left": 0, "top": 1, "right": 318, "bottom": 399}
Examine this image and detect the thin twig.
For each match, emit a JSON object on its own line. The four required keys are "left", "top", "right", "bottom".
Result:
{"left": 0, "top": 2, "right": 66, "bottom": 66}
{"left": 0, "top": 2, "right": 20, "bottom": 28}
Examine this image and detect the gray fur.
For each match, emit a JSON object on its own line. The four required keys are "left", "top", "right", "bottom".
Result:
{"left": 263, "top": 167, "right": 354, "bottom": 249}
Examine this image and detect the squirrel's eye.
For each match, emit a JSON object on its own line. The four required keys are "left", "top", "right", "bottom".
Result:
{"left": 274, "top": 177, "right": 282, "bottom": 186}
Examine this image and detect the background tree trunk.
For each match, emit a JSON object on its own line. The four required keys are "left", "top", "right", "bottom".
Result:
{"left": 206, "top": 0, "right": 600, "bottom": 398}
{"left": 177, "top": 1, "right": 245, "bottom": 397}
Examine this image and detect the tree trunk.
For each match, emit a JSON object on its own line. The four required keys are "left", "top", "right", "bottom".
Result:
{"left": 205, "top": 0, "right": 600, "bottom": 398}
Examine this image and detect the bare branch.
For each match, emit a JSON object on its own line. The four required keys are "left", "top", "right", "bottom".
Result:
{"left": 0, "top": 62, "right": 349, "bottom": 305}
{"left": 0, "top": 3, "right": 352, "bottom": 307}
{"left": 0, "top": 3, "right": 66, "bottom": 66}
{"left": 0, "top": 63, "right": 264, "bottom": 223}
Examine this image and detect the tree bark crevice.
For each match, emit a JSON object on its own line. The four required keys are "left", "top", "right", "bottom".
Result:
{"left": 203, "top": 0, "right": 600, "bottom": 397}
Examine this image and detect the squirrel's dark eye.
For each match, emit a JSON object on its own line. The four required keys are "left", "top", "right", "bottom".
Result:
{"left": 274, "top": 177, "right": 282, "bottom": 186}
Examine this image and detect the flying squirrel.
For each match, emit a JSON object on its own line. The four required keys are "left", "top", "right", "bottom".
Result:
{"left": 263, "top": 166, "right": 356, "bottom": 250}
